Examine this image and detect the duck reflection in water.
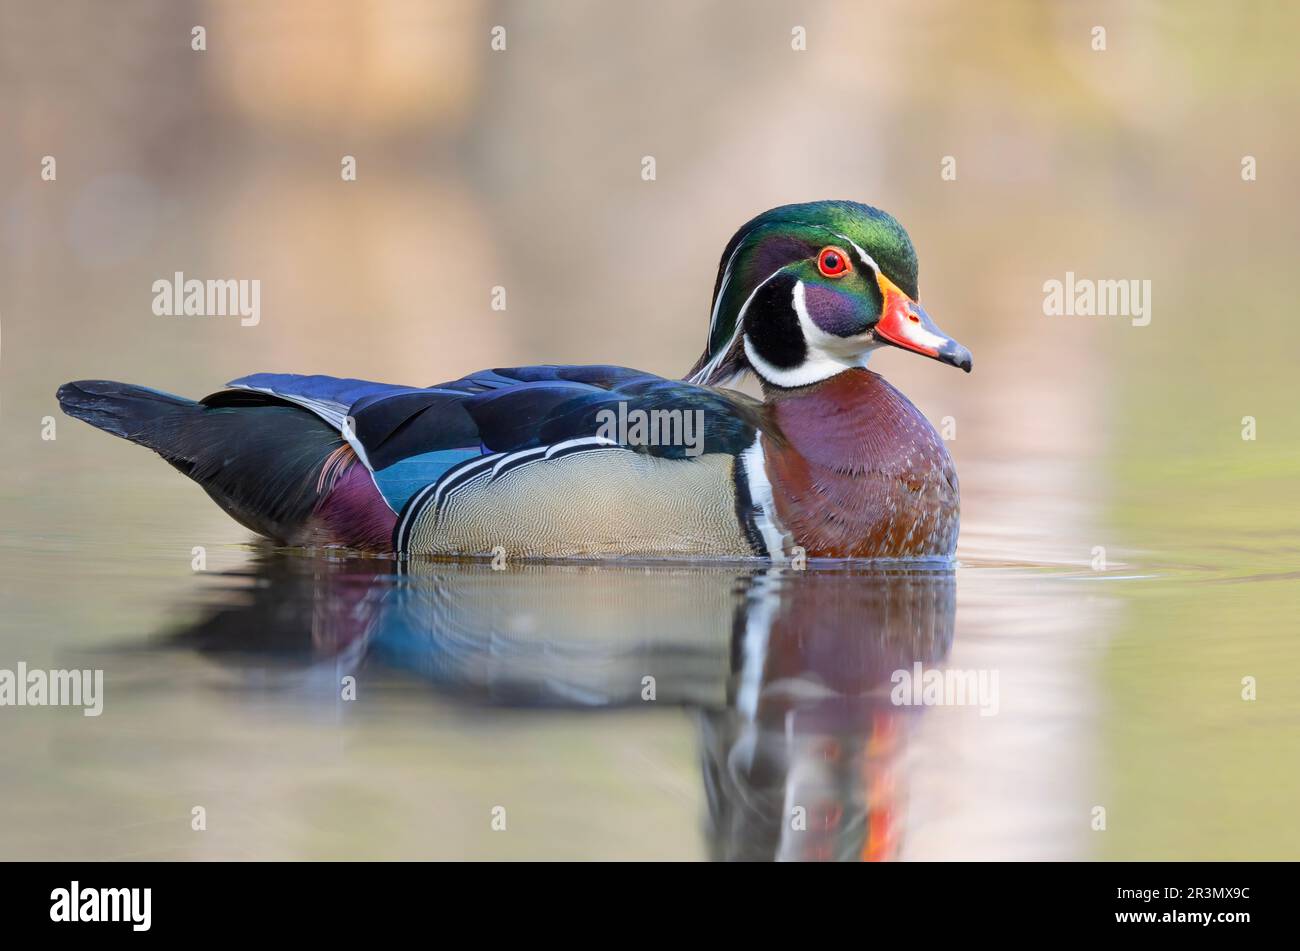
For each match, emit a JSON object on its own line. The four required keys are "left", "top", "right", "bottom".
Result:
{"left": 166, "top": 553, "right": 955, "bottom": 861}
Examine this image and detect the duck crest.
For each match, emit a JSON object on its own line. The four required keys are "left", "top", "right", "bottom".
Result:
{"left": 762, "top": 369, "right": 959, "bottom": 559}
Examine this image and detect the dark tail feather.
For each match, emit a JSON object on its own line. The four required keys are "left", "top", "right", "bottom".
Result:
{"left": 56, "top": 380, "right": 197, "bottom": 446}
{"left": 57, "top": 379, "right": 347, "bottom": 542}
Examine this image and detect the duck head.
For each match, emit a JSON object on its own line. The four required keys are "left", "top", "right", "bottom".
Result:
{"left": 688, "top": 201, "right": 972, "bottom": 388}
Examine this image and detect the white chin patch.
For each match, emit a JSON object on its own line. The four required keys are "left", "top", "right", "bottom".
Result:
{"left": 743, "top": 280, "right": 875, "bottom": 388}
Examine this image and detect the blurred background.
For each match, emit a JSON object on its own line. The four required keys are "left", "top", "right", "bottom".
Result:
{"left": 1, "top": 0, "right": 1298, "bottom": 859}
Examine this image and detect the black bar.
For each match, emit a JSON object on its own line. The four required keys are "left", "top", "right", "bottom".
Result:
{"left": 0, "top": 861, "right": 1274, "bottom": 937}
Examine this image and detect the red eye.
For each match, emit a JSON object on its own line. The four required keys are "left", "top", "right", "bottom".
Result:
{"left": 817, "top": 247, "right": 851, "bottom": 278}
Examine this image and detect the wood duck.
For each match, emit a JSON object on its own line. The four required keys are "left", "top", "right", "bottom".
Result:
{"left": 58, "top": 200, "right": 972, "bottom": 561}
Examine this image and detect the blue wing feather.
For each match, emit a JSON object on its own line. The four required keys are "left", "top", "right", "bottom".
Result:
{"left": 227, "top": 373, "right": 436, "bottom": 415}
{"left": 222, "top": 365, "right": 763, "bottom": 510}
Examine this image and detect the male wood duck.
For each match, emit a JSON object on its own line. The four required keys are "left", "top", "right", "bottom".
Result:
{"left": 58, "top": 200, "right": 971, "bottom": 561}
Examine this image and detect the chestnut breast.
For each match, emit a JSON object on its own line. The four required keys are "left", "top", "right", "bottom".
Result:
{"left": 763, "top": 369, "right": 959, "bottom": 558}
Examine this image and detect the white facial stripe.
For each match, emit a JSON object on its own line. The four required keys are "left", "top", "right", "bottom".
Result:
{"left": 705, "top": 228, "right": 879, "bottom": 364}
{"left": 705, "top": 227, "right": 762, "bottom": 343}
{"left": 699, "top": 232, "right": 906, "bottom": 389}
{"left": 791, "top": 278, "right": 874, "bottom": 350}
{"left": 706, "top": 261, "right": 734, "bottom": 341}
{"left": 689, "top": 264, "right": 789, "bottom": 385}
{"left": 741, "top": 279, "right": 878, "bottom": 388}
{"left": 832, "top": 232, "right": 879, "bottom": 273}
{"left": 830, "top": 230, "right": 921, "bottom": 309}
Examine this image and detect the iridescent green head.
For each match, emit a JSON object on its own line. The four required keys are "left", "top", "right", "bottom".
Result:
{"left": 688, "top": 201, "right": 971, "bottom": 388}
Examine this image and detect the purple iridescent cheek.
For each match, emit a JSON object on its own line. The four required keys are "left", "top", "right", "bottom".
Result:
{"left": 803, "top": 282, "right": 869, "bottom": 338}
